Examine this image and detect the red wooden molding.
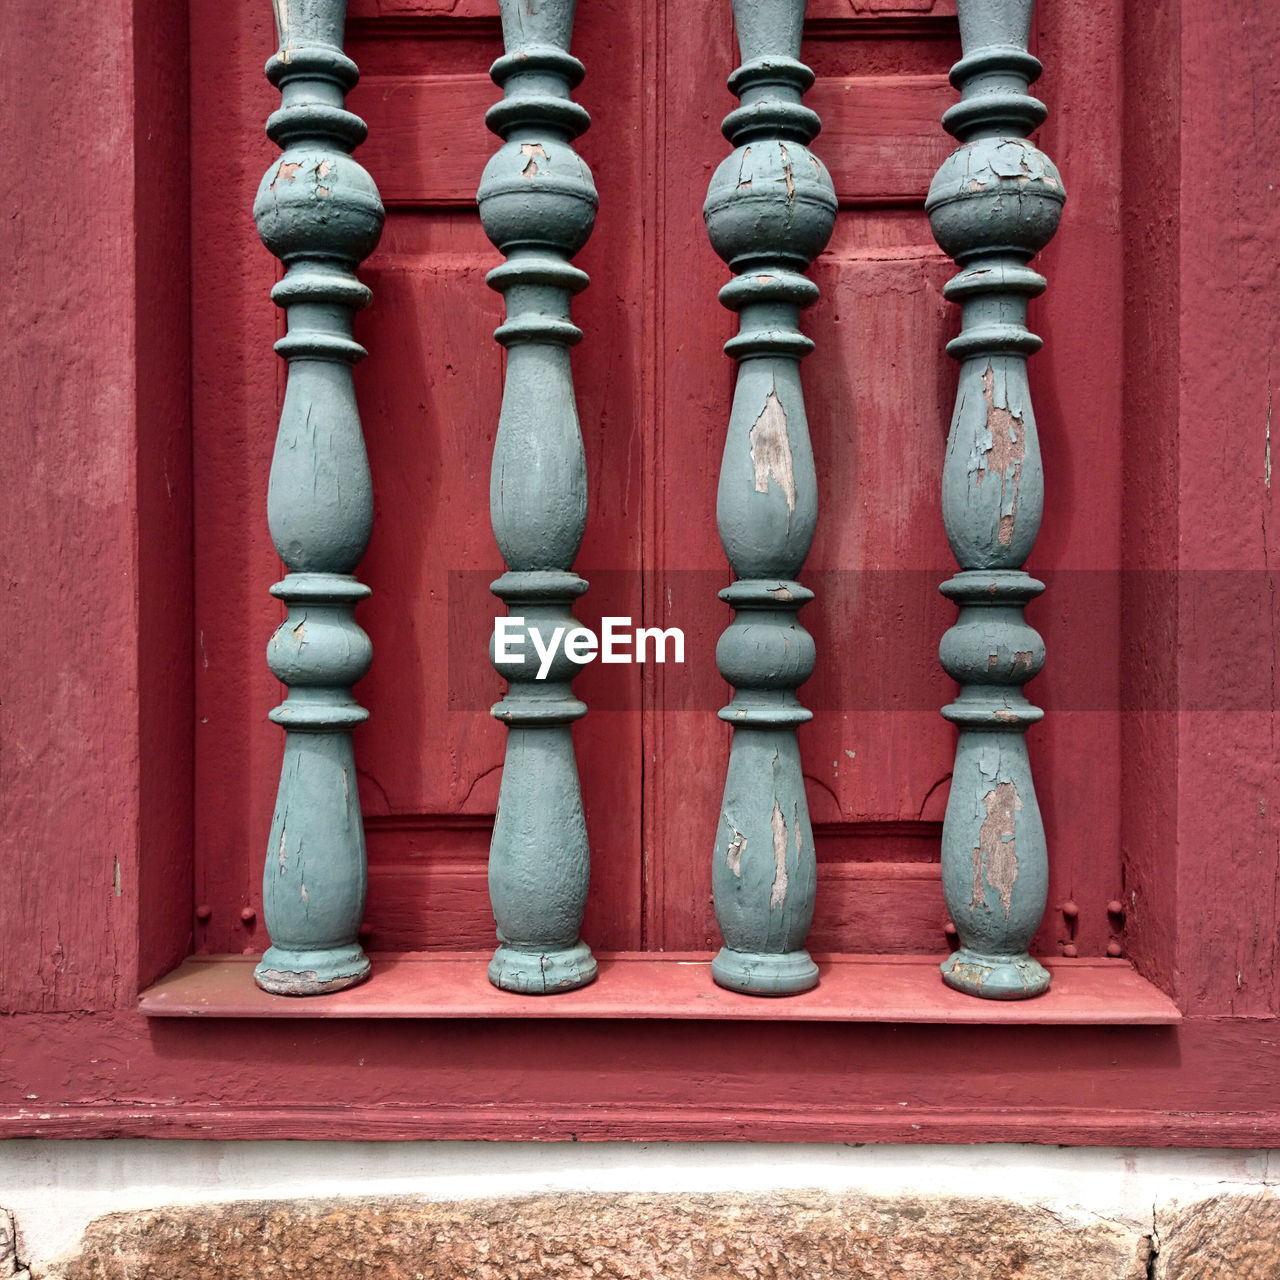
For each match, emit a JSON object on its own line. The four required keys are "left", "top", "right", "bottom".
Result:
{"left": 139, "top": 952, "right": 1179, "bottom": 1024}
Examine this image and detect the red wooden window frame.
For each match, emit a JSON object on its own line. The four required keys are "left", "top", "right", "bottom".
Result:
{"left": 6, "top": 0, "right": 1280, "bottom": 1146}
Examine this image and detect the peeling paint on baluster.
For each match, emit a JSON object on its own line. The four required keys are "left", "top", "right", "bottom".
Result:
{"left": 251, "top": 0, "right": 381, "bottom": 995}
{"left": 476, "top": 0, "right": 598, "bottom": 994}
{"left": 926, "top": 0, "right": 1064, "bottom": 999}
{"left": 703, "top": 0, "right": 835, "bottom": 995}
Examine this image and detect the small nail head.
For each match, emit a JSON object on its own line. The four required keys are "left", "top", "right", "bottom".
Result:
{"left": 195, "top": 904, "right": 212, "bottom": 922}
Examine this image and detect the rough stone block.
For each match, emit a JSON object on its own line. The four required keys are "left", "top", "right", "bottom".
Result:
{"left": 1156, "top": 1191, "right": 1280, "bottom": 1280}
{"left": 46, "top": 1192, "right": 1151, "bottom": 1280}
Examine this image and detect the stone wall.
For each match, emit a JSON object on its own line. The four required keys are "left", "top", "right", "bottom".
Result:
{"left": 2, "top": 1144, "right": 1277, "bottom": 1280}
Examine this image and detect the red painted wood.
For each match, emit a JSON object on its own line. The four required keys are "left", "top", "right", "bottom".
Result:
{"left": 190, "top": 0, "right": 283, "bottom": 958}
{"left": 1117, "top": 0, "right": 1180, "bottom": 1001}
{"left": 134, "top": 0, "right": 195, "bottom": 995}
{"left": 8, "top": 0, "right": 1280, "bottom": 1146}
{"left": 6, "top": 1103, "right": 1280, "bottom": 1147}
{"left": 1167, "top": 0, "right": 1280, "bottom": 1017}
{"left": 15, "top": 1012, "right": 1280, "bottom": 1146}
{"left": 138, "top": 953, "right": 1180, "bottom": 1023}
{"left": 2, "top": 0, "right": 192, "bottom": 1012}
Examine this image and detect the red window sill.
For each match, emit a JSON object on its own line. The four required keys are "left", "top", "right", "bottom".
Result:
{"left": 139, "top": 952, "right": 1180, "bottom": 1024}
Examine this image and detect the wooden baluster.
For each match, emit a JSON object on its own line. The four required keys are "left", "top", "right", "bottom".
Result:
{"left": 476, "top": 0, "right": 598, "bottom": 993}
{"left": 925, "top": 0, "right": 1065, "bottom": 998}
{"left": 703, "top": 0, "right": 836, "bottom": 995}
{"left": 252, "top": 0, "right": 383, "bottom": 994}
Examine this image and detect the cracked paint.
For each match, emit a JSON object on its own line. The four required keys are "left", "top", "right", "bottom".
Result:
{"left": 726, "top": 828, "right": 746, "bottom": 877}
{"left": 976, "top": 364, "right": 1025, "bottom": 546}
{"left": 770, "top": 801, "right": 789, "bottom": 909}
{"left": 970, "top": 780, "right": 1021, "bottom": 918}
{"left": 749, "top": 386, "right": 797, "bottom": 513}
{"left": 779, "top": 141, "right": 795, "bottom": 199}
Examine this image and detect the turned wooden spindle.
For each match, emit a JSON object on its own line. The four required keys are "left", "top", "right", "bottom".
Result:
{"left": 702, "top": 0, "right": 836, "bottom": 995}
{"left": 476, "top": 0, "right": 598, "bottom": 993}
{"left": 252, "top": 0, "right": 383, "bottom": 995}
{"left": 925, "top": 0, "right": 1065, "bottom": 998}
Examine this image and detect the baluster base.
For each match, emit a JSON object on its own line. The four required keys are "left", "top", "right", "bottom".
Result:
{"left": 711, "top": 946, "right": 819, "bottom": 996}
{"left": 489, "top": 939, "right": 597, "bottom": 995}
{"left": 254, "top": 943, "right": 371, "bottom": 996}
{"left": 940, "top": 947, "right": 1049, "bottom": 1000}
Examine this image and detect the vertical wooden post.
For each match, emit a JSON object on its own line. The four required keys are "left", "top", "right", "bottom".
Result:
{"left": 252, "top": 0, "right": 383, "bottom": 995}
{"left": 702, "top": 0, "right": 836, "bottom": 995}
{"left": 476, "top": 0, "right": 598, "bottom": 993}
{"left": 926, "top": 0, "right": 1065, "bottom": 998}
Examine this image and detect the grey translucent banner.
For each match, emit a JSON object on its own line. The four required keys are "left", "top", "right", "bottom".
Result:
{"left": 444, "top": 569, "right": 1279, "bottom": 712}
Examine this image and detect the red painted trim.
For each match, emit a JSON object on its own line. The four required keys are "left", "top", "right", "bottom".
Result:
{"left": 4, "top": 1105, "right": 1278, "bottom": 1147}
{"left": 133, "top": 0, "right": 195, "bottom": 997}
{"left": 5, "top": 1009, "right": 1277, "bottom": 1145}
{"left": 139, "top": 952, "right": 1180, "bottom": 1024}
{"left": 2, "top": 0, "right": 193, "bottom": 1014}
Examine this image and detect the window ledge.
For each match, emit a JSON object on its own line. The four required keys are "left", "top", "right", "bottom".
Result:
{"left": 139, "top": 952, "right": 1180, "bottom": 1024}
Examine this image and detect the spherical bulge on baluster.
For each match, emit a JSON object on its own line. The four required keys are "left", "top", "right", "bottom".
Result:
{"left": 478, "top": 139, "right": 597, "bottom": 258}
{"left": 716, "top": 618, "right": 816, "bottom": 692}
{"left": 267, "top": 612, "right": 373, "bottom": 688}
{"left": 939, "top": 615, "right": 1045, "bottom": 685}
{"left": 255, "top": 149, "right": 384, "bottom": 265}
{"left": 926, "top": 137, "right": 1064, "bottom": 261}
{"left": 704, "top": 141, "right": 836, "bottom": 271}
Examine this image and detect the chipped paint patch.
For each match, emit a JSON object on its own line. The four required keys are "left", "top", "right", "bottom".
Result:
{"left": 749, "top": 387, "right": 797, "bottom": 513}
{"left": 726, "top": 829, "right": 746, "bottom": 877}
{"left": 770, "top": 802, "right": 789, "bottom": 909}
{"left": 970, "top": 780, "right": 1021, "bottom": 918}
{"left": 520, "top": 143, "right": 548, "bottom": 179}
{"left": 779, "top": 141, "right": 795, "bottom": 199}
{"left": 946, "top": 959, "right": 988, "bottom": 991}
{"left": 1266, "top": 384, "right": 1272, "bottom": 491}
{"left": 976, "top": 365, "right": 1025, "bottom": 547}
